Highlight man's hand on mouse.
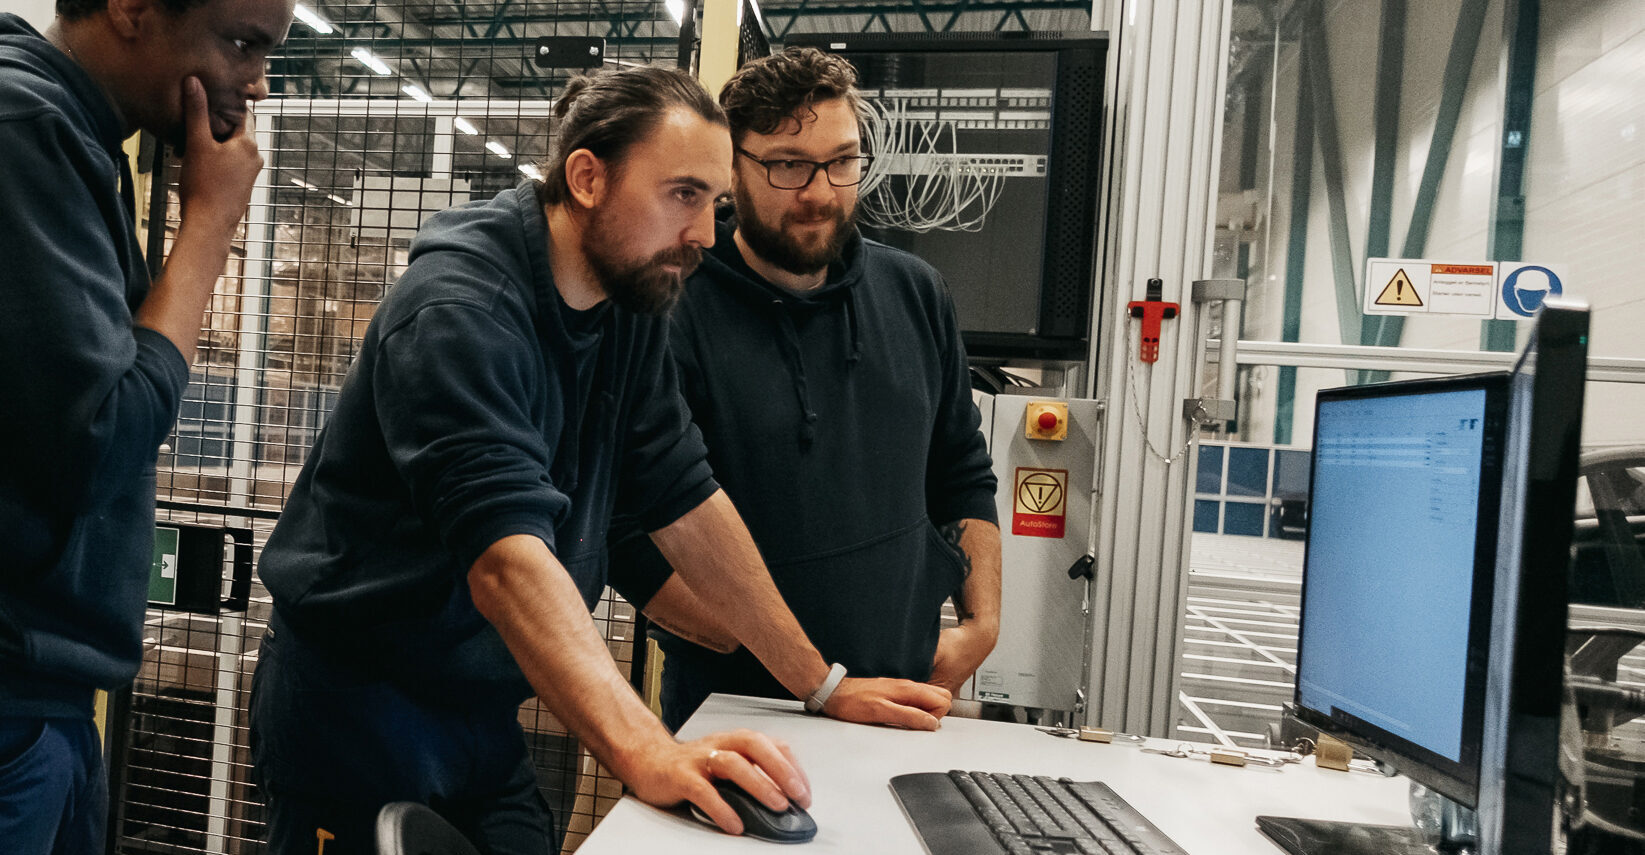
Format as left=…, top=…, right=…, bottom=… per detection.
left=624, top=728, right=810, bottom=836
left=823, top=678, right=952, bottom=731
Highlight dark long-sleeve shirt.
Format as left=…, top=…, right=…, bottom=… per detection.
left=0, top=15, right=192, bottom=718
left=258, top=183, right=717, bottom=702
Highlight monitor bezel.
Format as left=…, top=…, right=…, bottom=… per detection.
left=1293, top=370, right=1512, bottom=809
left=1478, top=300, right=1589, bottom=854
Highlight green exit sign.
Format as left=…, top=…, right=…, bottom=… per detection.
left=150, top=526, right=179, bottom=606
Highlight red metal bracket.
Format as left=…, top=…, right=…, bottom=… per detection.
left=1127, top=278, right=1179, bottom=363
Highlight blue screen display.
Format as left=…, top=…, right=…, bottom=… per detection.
left=1297, top=387, right=1489, bottom=763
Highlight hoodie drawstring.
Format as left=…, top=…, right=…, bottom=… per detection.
left=770, top=283, right=865, bottom=451
left=771, top=301, right=819, bottom=451
left=843, top=286, right=863, bottom=365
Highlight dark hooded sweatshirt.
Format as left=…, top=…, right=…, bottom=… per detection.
left=257, top=183, right=717, bottom=703
left=611, top=217, right=996, bottom=698
left=0, top=15, right=191, bottom=718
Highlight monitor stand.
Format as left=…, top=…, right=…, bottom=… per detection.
left=1255, top=816, right=1474, bottom=855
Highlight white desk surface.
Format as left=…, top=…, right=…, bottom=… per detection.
left=576, top=694, right=1414, bottom=854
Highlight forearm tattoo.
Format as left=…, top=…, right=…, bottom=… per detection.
left=645, top=613, right=739, bottom=654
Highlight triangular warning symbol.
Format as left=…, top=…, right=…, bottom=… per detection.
left=1375, top=268, right=1423, bottom=307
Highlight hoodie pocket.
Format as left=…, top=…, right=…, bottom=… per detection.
left=763, top=518, right=966, bottom=681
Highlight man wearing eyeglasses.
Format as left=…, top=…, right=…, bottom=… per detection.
left=611, top=47, right=1001, bottom=731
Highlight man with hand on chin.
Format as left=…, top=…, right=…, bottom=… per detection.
left=0, top=0, right=293, bottom=849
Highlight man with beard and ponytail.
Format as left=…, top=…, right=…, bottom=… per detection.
left=249, top=65, right=949, bottom=855
left=609, top=48, right=1002, bottom=732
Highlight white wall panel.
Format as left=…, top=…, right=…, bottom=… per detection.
left=1229, top=0, right=1645, bottom=447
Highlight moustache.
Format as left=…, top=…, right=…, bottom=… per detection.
left=654, top=245, right=703, bottom=275
left=785, top=204, right=842, bottom=225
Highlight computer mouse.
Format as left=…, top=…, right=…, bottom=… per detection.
left=688, top=779, right=818, bottom=843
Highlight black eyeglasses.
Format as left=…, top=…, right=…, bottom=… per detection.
left=736, top=149, right=874, bottom=190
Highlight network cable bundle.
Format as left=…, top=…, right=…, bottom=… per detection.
left=856, top=88, right=1049, bottom=234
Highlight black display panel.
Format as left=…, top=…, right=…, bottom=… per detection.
left=788, top=33, right=1107, bottom=360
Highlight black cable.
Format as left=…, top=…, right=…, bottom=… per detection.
left=1569, top=675, right=1645, bottom=719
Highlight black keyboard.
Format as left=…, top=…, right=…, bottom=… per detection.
left=890, top=770, right=1190, bottom=855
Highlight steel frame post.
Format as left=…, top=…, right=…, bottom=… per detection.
left=1483, top=0, right=1539, bottom=352
left=1359, top=0, right=1406, bottom=383
left=1275, top=30, right=1314, bottom=445
left=1087, top=0, right=1233, bottom=737
left=1299, top=1, right=1360, bottom=359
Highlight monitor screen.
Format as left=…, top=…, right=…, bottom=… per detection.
left=1294, top=373, right=1510, bottom=807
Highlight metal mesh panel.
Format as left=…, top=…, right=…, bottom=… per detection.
left=122, top=512, right=273, bottom=855
left=121, top=3, right=1091, bottom=853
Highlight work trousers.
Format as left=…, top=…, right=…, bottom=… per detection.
left=249, top=625, right=557, bottom=855
left=0, top=715, right=107, bottom=855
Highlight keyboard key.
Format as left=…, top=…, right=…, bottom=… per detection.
left=951, top=770, right=1015, bottom=834
left=999, top=833, right=1034, bottom=855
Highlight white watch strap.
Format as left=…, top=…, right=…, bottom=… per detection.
left=804, top=663, right=848, bottom=714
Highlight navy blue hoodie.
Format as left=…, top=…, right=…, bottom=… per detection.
left=257, top=184, right=717, bottom=702
left=611, top=217, right=996, bottom=697
left=0, top=15, right=191, bottom=718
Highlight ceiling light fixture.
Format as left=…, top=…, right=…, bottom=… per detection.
left=350, top=47, right=392, bottom=76
left=293, top=3, right=334, bottom=34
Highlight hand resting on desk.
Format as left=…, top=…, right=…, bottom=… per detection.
left=824, top=678, right=952, bottom=731
left=621, top=728, right=812, bottom=837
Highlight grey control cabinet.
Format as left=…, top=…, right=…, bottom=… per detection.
left=969, top=393, right=1100, bottom=712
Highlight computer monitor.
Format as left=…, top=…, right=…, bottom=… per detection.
left=1295, top=371, right=1511, bottom=806
left=1477, top=300, right=1589, bottom=855
left=1262, top=301, right=1589, bottom=855
left=785, top=32, right=1106, bottom=360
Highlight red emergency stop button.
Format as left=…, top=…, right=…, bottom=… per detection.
left=1025, top=401, right=1069, bottom=441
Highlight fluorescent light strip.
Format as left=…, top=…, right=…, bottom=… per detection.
left=293, top=3, right=334, bottom=34
left=452, top=116, right=477, bottom=135
left=289, top=178, right=317, bottom=191
left=664, top=0, right=685, bottom=25
left=402, top=83, right=432, bottom=103
left=350, top=47, right=392, bottom=77
left=518, top=164, right=543, bottom=181
left=325, top=194, right=350, bottom=205
left=485, top=140, right=511, bottom=159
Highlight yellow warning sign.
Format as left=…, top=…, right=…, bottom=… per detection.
left=1375, top=268, right=1424, bottom=307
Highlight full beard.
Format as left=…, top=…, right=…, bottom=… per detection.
left=735, top=183, right=855, bottom=278
left=583, top=214, right=702, bottom=316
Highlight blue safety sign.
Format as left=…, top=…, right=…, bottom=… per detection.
left=1500, top=265, right=1563, bottom=318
